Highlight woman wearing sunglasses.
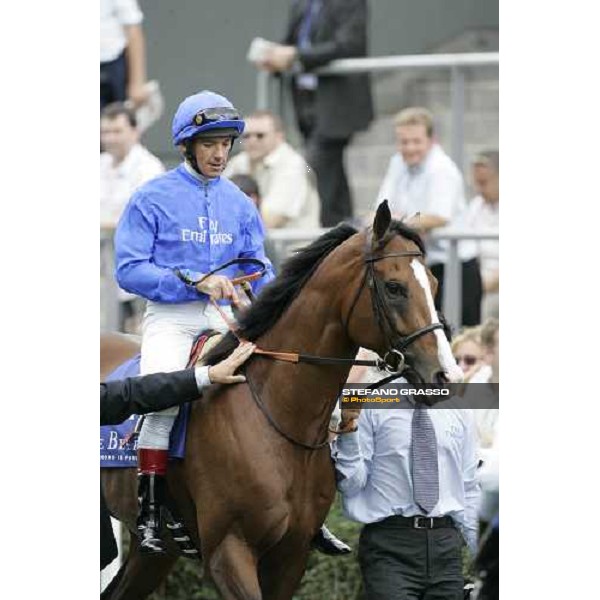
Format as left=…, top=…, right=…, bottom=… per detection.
left=452, top=322, right=499, bottom=457
left=451, top=326, right=486, bottom=382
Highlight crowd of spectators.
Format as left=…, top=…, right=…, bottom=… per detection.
left=100, top=5, right=498, bottom=332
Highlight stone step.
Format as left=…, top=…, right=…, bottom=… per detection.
left=344, top=28, right=498, bottom=217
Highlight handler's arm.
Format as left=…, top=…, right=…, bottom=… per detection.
left=331, top=410, right=375, bottom=496
left=460, top=411, right=482, bottom=554
left=100, top=368, right=207, bottom=426
left=100, top=343, right=255, bottom=425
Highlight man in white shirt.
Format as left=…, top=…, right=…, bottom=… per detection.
left=375, top=107, right=482, bottom=326
left=100, top=103, right=164, bottom=228
left=224, top=110, right=320, bottom=229
left=100, top=102, right=164, bottom=331
left=100, top=0, right=148, bottom=109
left=465, top=151, right=499, bottom=320
left=332, top=395, right=480, bottom=599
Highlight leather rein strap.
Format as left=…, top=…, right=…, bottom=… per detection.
left=245, top=375, right=331, bottom=450
left=200, top=247, right=446, bottom=450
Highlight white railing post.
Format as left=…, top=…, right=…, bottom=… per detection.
left=450, top=65, right=466, bottom=171
left=442, top=238, right=462, bottom=331
left=100, top=229, right=120, bottom=332
left=256, top=70, right=270, bottom=110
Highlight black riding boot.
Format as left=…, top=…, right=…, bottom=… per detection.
left=137, top=472, right=167, bottom=555
left=311, top=525, right=352, bottom=555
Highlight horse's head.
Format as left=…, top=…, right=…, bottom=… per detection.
left=343, top=201, right=463, bottom=384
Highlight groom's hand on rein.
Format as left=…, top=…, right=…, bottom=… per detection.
left=340, top=407, right=362, bottom=432
left=208, top=342, right=256, bottom=384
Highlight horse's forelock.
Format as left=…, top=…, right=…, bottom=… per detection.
left=384, top=220, right=426, bottom=255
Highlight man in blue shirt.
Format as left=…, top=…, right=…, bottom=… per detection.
left=114, top=90, right=276, bottom=554
left=332, top=394, right=480, bottom=599
left=113, top=90, right=349, bottom=558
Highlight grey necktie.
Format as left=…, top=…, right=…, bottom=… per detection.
left=411, top=405, right=440, bottom=514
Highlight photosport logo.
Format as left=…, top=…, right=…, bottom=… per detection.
left=338, top=383, right=499, bottom=409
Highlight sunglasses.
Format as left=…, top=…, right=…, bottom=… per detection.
left=193, top=107, right=241, bottom=126
left=454, top=355, right=479, bottom=367
left=241, top=132, right=267, bottom=140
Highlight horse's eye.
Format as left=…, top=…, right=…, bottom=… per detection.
left=385, top=281, right=407, bottom=298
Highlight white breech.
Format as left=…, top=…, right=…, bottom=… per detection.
left=137, top=301, right=232, bottom=450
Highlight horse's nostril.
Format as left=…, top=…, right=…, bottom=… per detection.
left=434, top=371, right=449, bottom=384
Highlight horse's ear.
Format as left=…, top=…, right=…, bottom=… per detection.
left=372, top=200, right=392, bottom=244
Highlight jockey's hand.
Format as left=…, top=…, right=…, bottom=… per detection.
left=208, top=341, right=256, bottom=384
left=196, top=275, right=239, bottom=304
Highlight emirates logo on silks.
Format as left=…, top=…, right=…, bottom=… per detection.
left=194, top=113, right=204, bottom=126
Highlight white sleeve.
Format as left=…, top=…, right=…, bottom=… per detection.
left=223, top=154, right=244, bottom=178
left=261, top=163, right=309, bottom=219
left=143, top=156, right=165, bottom=180
left=423, top=168, right=465, bottom=221
left=330, top=410, right=375, bottom=496
left=194, top=366, right=211, bottom=390
left=114, top=0, right=143, bottom=25
left=459, top=410, right=481, bottom=554
left=130, top=157, right=165, bottom=197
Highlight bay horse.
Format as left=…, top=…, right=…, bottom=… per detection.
left=100, top=202, right=463, bottom=599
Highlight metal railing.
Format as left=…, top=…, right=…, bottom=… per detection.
left=267, top=227, right=498, bottom=330
left=100, top=229, right=120, bottom=332
left=256, top=51, right=499, bottom=170
left=101, top=228, right=498, bottom=333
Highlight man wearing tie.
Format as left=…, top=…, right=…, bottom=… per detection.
left=254, top=0, right=373, bottom=227
left=332, top=393, right=480, bottom=599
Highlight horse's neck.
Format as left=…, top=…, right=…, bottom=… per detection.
left=249, top=284, right=358, bottom=446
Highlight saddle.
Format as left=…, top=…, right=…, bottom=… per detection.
left=187, top=329, right=225, bottom=368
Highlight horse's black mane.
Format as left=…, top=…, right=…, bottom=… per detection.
left=203, top=219, right=424, bottom=365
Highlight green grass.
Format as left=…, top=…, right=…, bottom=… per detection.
left=145, top=495, right=473, bottom=599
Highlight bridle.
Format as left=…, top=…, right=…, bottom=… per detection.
left=342, top=247, right=445, bottom=374
left=200, top=236, right=446, bottom=450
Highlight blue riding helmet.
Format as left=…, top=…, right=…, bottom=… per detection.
left=171, top=90, right=245, bottom=146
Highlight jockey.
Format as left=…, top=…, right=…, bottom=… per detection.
left=114, top=90, right=275, bottom=554
left=114, top=89, right=351, bottom=558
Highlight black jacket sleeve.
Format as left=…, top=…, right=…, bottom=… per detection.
left=100, top=369, right=202, bottom=426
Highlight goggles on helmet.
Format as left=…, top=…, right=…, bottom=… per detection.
left=193, top=107, right=241, bottom=127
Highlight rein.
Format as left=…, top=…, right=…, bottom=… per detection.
left=200, top=239, right=445, bottom=450
left=197, top=258, right=404, bottom=373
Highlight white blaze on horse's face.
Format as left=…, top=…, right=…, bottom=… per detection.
left=410, top=259, right=464, bottom=383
